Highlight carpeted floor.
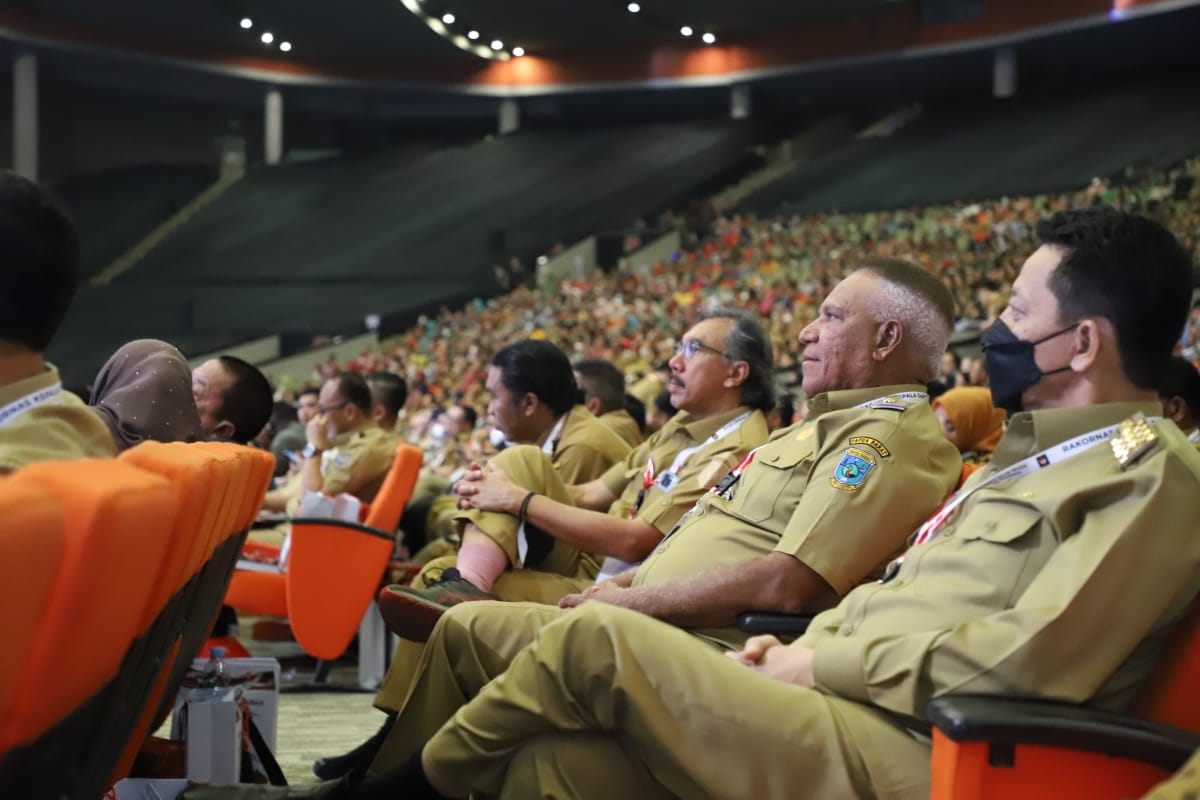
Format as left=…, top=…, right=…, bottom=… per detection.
left=161, top=619, right=388, bottom=787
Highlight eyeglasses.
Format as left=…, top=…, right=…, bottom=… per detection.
left=318, top=400, right=351, bottom=414
left=674, top=339, right=729, bottom=362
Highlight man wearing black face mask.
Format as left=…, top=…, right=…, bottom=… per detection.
left=181, top=208, right=1200, bottom=800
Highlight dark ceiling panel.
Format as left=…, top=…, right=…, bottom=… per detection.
left=24, top=0, right=473, bottom=60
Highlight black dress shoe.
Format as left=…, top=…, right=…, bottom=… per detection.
left=313, top=717, right=392, bottom=780
left=180, top=772, right=354, bottom=799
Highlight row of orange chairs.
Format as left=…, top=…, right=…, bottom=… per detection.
left=0, top=441, right=274, bottom=800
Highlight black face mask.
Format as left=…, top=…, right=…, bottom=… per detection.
left=981, top=319, right=1078, bottom=414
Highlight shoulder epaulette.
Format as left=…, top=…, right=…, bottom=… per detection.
left=1110, top=412, right=1159, bottom=470
left=864, top=396, right=911, bottom=413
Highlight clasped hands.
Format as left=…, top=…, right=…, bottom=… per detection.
left=453, top=460, right=525, bottom=514
left=725, top=635, right=816, bottom=688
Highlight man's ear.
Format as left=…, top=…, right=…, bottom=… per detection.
left=872, top=320, right=904, bottom=362
left=209, top=419, right=237, bottom=441
left=1163, top=395, right=1187, bottom=427
left=1068, top=318, right=1104, bottom=373
left=724, top=360, right=750, bottom=389
left=521, top=392, right=540, bottom=418
left=584, top=396, right=603, bottom=416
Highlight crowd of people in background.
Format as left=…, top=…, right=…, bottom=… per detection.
left=285, top=158, right=1200, bottom=456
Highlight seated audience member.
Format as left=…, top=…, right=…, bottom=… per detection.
left=191, top=355, right=273, bottom=445
left=312, top=257, right=965, bottom=780
left=1156, top=355, right=1200, bottom=446
left=366, top=371, right=408, bottom=434
left=645, top=388, right=676, bottom=434
left=573, top=357, right=644, bottom=447
left=88, top=339, right=203, bottom=451
left=295, top=386, right=319, bottom=427
left=265, top=401, right=305, bottom=477
left=0, top=170, right=116, bottom=470
left=931, top=385, right=1007, bottom=464
left=190, top=212, right=1200, bottom=800
left=766, top=390, right=796, bottom=431
left=261, top=372, right=396, bottom=516
left=404, top=340, right=631, bottom=589
left=379, top=312, right=771, bottom=640
left=622, top=392, right=647, bottom=438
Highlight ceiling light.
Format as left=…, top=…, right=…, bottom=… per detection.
left=280, top=41, right=292, bottom=52
left=680, top=25, right=693, bottom=37
left=442, top=13, right=455, bottom=24
left=467, top=29, right=480, bottom=40
left=491, top=39, right=504, bottom=50
left=512, top=46, right=525, bottom=57
left=239, top=17, right=253, bottom=29
left=260, top=31, right=274, bottom=44
left=627, top=2, right=640, bottom=11
left=702, top=32, right=716, bottom=44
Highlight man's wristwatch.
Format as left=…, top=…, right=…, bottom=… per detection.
left=302, top=442, right=325, bottom=459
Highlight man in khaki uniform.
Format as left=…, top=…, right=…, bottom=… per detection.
left=573, top=357, right=644, bottom=447
left=378, top=311, right=773, bottom=643
left=409, top=340, right=629, bottom=579
left=0, top=171, right=116, bottom=470
left=352, top=258, right=962, bottom=775
left=194, top=208, right=1200, bottom=800
left=258, top=372, right=394, bottom=528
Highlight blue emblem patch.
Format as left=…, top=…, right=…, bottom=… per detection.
left=831, top=448, right=875, bottom=492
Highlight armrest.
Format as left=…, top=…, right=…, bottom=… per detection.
left=736, top=612, right=814, bottom=635
left=927, top=695, right=1200, bottom=772
left=288, top=517, right=395, bottom=543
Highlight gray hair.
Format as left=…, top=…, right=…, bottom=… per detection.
left=855, top=256, right=954, bottom=381
left=698, top=308, right=776, bottom=412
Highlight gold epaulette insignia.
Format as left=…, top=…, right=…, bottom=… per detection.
left=1110, top=413, right=1159, bottom=470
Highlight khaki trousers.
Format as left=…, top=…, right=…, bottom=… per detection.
left=424, top=603, right=932, bottom=800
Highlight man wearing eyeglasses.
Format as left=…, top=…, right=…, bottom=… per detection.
left=261, top=372, right=395, bottom=516
left=378, top=309, right=773, bottom=642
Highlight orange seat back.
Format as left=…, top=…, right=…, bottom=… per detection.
left=0, top=460, right=178, bottom=751
left=1131, top=599, right=1200, bottom=731
left=0, top=483, right=65, bottom=732
left=362, top=444, right=423, bottom=532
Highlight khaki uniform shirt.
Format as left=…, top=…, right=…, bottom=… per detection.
left=600, top=406, right=769, bottom=536
left=599, top=409, right=644, bottom=448
left=805, top=402, right=1200, bottom=722
left=319, top=424, right=396, bottom=502
left=540, top=405, right=631, bottom=486
left=0, top=364, right=116, bottom=471
left=633, top=385, right=961, bottom=648
left=628, top=372, right=666, bottom=409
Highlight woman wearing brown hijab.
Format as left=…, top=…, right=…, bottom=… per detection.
left=88, top=339, right=203, bottom=451
left=932, top=386, right=1006, bottom=465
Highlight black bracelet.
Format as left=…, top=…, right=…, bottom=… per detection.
left=518, top=491, right=537, bottom=522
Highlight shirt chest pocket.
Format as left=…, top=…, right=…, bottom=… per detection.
left=952, top=498, right=1043, bottom=545
left=728, top=440, right=815, bottom=524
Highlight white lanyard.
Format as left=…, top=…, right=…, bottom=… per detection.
left=911, top=419, right=1152, bottom=547
left=540, top=414, right=568, bottom=457
left=1189, top=428, right=1200, bottom=445
left=650, top=411, right=752, bottom=492
left=516, top=413, right=570, bottom=566
left=711, top=391, right=928, bottom=498
left=0, top=382, right=64, bottom=428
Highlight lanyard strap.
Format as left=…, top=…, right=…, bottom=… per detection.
left=0, top=382, right=64, bottom=428
left=1190, top=428, right=1200, bottom=445
left=631, top=411, right=753, bottom=519
left=540, top=414, right=568, bottom=457
left=911, top=419, right=1154, bottom=546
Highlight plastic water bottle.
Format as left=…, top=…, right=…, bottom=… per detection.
left=197, top=646, right=230, bottom=701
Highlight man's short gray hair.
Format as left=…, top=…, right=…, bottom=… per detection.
left=855, top=257, right=954, bottom=381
